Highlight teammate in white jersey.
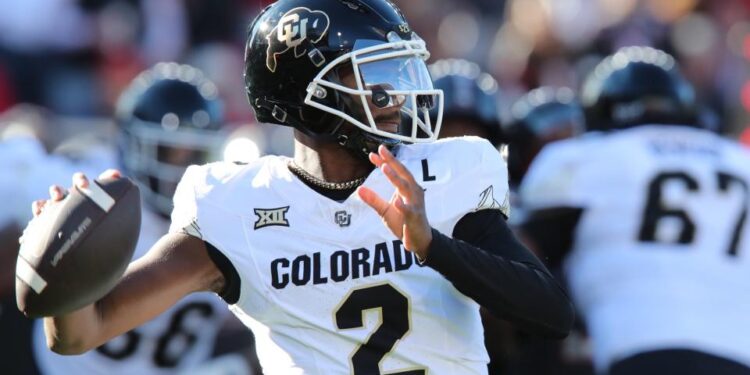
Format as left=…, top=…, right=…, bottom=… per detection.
left=27, top=63, right=237, bottom=375
left=520, top=46, right=750, bottom=374
left=29, top=1, right=574, bottom=374
left=504, top=87, right=592, bottom=375
left=0, top=124, right=115, bottom=375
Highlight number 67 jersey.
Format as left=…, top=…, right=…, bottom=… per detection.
left=520, top=125, right=750, bottom=371
left=170, top=138, right=509, bottom=375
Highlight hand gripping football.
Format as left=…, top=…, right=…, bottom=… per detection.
left=16, top=177, right=141, bottom=318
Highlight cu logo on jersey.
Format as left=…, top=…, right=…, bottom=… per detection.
left=254, top=207, right=290, bottom=229
left=266, top=7, right=330, bottom=72
left=334, top=210, right=351, bottom=227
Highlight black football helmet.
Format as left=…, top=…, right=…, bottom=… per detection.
left=581, top=46, right=697, bottom=131
left=116, top=63, right=226, bottom=216
left=428, top=59, right=503, bottom=146
left=506, top=87, right=584, bottom=186
left=244, top=0, right=442, bottom=157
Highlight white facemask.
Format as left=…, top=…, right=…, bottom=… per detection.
left=304, top=33, right=443, bottom=143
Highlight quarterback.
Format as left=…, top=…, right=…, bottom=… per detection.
left=33, top=1, right=573, bottom=374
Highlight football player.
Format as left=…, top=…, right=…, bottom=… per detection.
left=520, top=46, right=750, bottom=374
left=428, top=58, right=503, bottom=146
left=505, top=86, right=584, bottom=189
left=0, top=106, right=117, bottom=375
left=29, top=1, right=574, bottom=374
left=25, top=64, right=247, bottom=375
left=505, top=88, right=591, bottom=374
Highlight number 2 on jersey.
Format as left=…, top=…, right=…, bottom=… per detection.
left=335, top=283, right=426, bottom=375
left=638, top=170, right=748, bottom=255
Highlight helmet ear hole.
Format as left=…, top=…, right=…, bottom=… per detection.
left=298, top=87, right=346, bottom=135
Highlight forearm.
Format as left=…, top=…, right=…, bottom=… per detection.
left=423, top=211, right=575, bottom=338
left=44, top=233, right=222, bottom=354
left=42, top=257, right=174, bottom=355
left=44, top=304, right=101, bottom=354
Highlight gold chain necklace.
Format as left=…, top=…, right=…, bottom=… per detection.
left=288, top=161, right=366, bottom=190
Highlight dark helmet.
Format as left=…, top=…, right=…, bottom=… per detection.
left=116, top=62, right=226, bottom=216
left=581, top=46, right=697, bottom=131
left=428, top=59, right=502, bottom=146
left=244, top=0, right=442, bottom=157
left=506, top=87, right=584, bottom=185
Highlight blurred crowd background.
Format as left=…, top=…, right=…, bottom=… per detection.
left=1, top=0, right=749, bottom=153
left=1, top=0, right=750, bottom=374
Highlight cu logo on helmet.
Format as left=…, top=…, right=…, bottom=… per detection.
left=278, top=13, right=307, bottom=47
left=266, top=7, right=330, bottom=72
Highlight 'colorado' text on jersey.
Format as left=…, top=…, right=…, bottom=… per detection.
left=170, top=137, right=508, bottom=374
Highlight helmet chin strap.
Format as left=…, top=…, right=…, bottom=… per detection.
left=331, top=90, right=402, bottom=160
left=336, top=128, right=401, bottom=160
left=286, top=106, right=401, bottom=160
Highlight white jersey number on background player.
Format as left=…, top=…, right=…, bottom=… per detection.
left=520, top=126, right=750, bottom=370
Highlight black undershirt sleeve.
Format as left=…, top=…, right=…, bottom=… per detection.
left=423, top=209, right=575, bottom=338
left=204, top=241, right=241, bottom=304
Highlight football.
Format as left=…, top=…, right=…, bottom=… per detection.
left=16, top=177, right=141, bottom=318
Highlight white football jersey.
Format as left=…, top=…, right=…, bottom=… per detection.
left=169, top=137, right=510, bottom=375
left=520, top=126, right=750, bottom=370
left=0, top=137, right=96, bottom=229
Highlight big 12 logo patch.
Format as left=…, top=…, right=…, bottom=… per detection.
left=266, top=7, right=330, bottom=72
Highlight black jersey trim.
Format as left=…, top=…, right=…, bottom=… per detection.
left=204, top=241, right=241, bottom=304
